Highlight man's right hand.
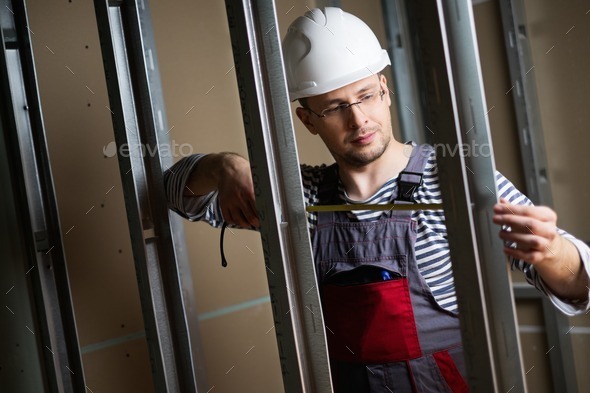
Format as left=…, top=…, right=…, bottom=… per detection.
left=185, top=152, right=259, bottom=229
left=217, top=153, right=259, bottom=229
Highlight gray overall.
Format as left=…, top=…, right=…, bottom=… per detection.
left=311, top=145, right=468, bottom=392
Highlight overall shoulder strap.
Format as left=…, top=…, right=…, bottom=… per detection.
left=394, top=144, right=434, bottom=203
left=314, top=163, right=339, bottom=226
left=316, top=163, right=339, bottom=204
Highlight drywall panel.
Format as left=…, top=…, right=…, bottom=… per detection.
left=516, top=299, right=545, bottom=326
left=518, top=332, right=553, bottom=393
left=516, top=299, right=590, bottom=391
left=27, top=0, right=145, bottom=346
left=520, top=2, right=590, bottom=386
left=82, top=337, right=154, bottom=393
left=148, top=0, right=272, bottom=315
left=26, top=0, right=150, bottom=389
left=515, top=300, right=559, bottom=391
left=515, top=301, right=553, bottom=390
left=198, top=303, right=283, bottom=393
left=523, top=0, right=590, bottom=240
left=570, top=331, right=590, bottom=389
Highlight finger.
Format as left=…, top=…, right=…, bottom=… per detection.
left=493, top=214, right=556, bottom=239
left=236, top=192, right=258, bottom=228
left=223, top=207, right=239, bottom=228
left=222, top=196, right=258, bottom=229
left=493, top=201, right=556, bottom=222
left=503, top=246, right=545, bottom=264
left=498, top=230, right=552, bottom=251
left=220, top=204, right=231, bottom=224
left=221, top=202, right=245, bottom=228
left=239, top=187, right=258, bottom=228
left=245, top=200, right=260, bottom=228
left=239, top=204, right=258, bottom=229
left=232, top=207, right=252, bottom=229
left=493, top=209, right=552, bottom=232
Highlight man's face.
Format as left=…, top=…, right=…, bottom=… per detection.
left=296, top=74, right=393, bottom=168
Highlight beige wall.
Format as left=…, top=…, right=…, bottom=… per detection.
left=475, top=1, right=590, bottom=391
left=521, top=0, right=590, bottom=389
left=522, top=0, right=590, bottom=240
left=27, top=0, right=588, bottom=392
left=28, top=1, right=154, bottom=392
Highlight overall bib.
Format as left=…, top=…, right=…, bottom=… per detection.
left=311, top=145, right=469, bottom=392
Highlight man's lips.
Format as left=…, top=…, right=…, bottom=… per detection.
left=352, top=132, right=376, bottom=144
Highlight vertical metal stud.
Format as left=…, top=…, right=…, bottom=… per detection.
left=224, top=0, right=333, bottom=391
left=381, top=0, right=429, bottom=145
left=93, top=1, right=202, bottom=391
left=0, top=0, right=86, bottom=391
left=497, top=0, right=553, bottom=206
left=408, top=0, right=528, bottom=391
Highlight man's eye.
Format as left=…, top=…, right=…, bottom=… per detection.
left=325, top=105, right=345, bottom=114
left=361, top=93, right=375, bottom=102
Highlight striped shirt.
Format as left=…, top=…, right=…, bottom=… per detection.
left=165, top=150, right=590, bottom=315
left=302, top=155, right=529, bottom=313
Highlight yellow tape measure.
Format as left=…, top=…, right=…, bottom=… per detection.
left=305, top=203, right=444, bottom=212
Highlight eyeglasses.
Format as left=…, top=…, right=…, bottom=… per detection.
left=305, top=89, right=386, bottom=119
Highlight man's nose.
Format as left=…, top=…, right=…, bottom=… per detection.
left=347, top=102, right=369, bottom=128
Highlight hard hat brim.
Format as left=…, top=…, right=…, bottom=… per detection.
left=288, top=50, right=391, bottom=102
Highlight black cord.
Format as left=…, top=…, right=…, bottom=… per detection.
left=220, top=222, right=228, bottom=267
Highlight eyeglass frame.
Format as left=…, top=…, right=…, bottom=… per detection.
left=303, top=89, right=386, bottom=119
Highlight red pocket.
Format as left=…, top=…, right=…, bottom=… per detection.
left=322, top=279, right=422, bottom=363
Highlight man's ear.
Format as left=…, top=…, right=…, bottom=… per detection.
left=379, top=74, right=392, bottom=107
left=296, top=107, right=318, bottom=135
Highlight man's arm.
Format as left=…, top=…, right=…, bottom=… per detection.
left=493, top=198, right=590, bottom=302
left=166, top=152, right=259, bottom=229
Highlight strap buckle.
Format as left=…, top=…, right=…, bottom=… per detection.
left=396, top=171, right=424, bottom=203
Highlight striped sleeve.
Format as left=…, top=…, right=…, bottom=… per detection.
left=163, top=157, right=327, bottom=228
left=163, top=154, right=224, bottom=228
left=496, top=172, right=590, bottom=315
left=300, top=163, right=328, bottom=228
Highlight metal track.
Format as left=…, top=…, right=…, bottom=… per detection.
left=93, top=1, right=201, bottom=391
left=0, top=0, right=86, bottom=391
left=409, top=0, right=527, bottom=391
left=381, top=0, right=429, bottom=145
left=498, top=0, right=553, bottom=206
left=224, top=0, right=333, bottom=391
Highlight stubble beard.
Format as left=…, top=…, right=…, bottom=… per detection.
left=339, top=130, right=392, bottom=168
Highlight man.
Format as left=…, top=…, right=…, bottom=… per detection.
left=165, top=7, right=589, bottom=392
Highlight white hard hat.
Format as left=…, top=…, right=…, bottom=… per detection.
left=282, top=7, right=391, bottom=101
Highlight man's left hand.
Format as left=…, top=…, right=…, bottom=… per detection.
left=492, top=197, right=561, bottom=265
left=493, top=198, right=588, bottom=301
